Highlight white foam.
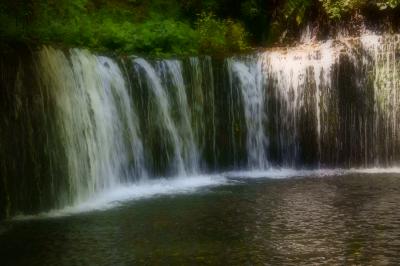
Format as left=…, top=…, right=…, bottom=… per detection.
left=224, top=168, right=346, bottom=179
left=348, top=167, right=400, bottom=174
left=225, top=167, right=400, bottom=179
left=14, top=174, right=227, bottom=220
left=13, top=167, right=400, bottom=220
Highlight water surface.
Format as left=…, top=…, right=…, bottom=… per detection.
left=1, top=173, right=400, bottom=265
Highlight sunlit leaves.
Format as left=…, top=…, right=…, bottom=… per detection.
left=377, top=0, right=400, bottom=9
left=320, top=0, right=399, bottom=19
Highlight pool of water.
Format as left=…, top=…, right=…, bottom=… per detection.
left=1, top=172, right=400, bottom=265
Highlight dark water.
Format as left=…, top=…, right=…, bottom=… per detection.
left=1, top=173, right=400, bottom=265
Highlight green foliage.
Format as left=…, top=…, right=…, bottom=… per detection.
left=320, top=0, right=399, bottom=19
left=1, top=0, right=399, bottom=55
left=377, top=0, right=400, bottom=9
left=225, top=20, right=249, bottom=52
left=264, top=0, right=312, bottom=44
left=0, top=0, right=250, bottom=57
left=282, top=0, right=312, bottom=25
left=196, top=13, right=248, bottom=54
left=126, top=19, right=199, bottom=56
left=196, top=13, right=227, bottom=54
left=320, top=0, right=367, bottom=19
left=241, top=0, right=261, bottom=19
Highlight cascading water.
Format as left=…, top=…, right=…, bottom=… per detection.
left=228, top=56, right=269, bottom=169
left=3, top=33, right=400, bottom=218
left=359, top=34, right=400, bottom=165
left=261, top=42, right=336, bottom=166
left=38, top=47, right=146, bottom=205
left=132, top=58, right=200, bottom=175
left=156, top=60, right=200, bottom=173
left=186, top=57, right=217, bottom=170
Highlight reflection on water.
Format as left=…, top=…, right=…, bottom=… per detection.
left=1, top=173, right=400, bottom=265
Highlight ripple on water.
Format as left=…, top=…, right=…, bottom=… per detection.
left=1, top=172, right=400, bottom=265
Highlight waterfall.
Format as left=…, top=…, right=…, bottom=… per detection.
left=228, top=56, right=269, bottom=169
left=156, top=60, right=200, bottom=173
left=132, top=58, right=200, bottom=175
left=187, top=57, right=217, bottom=170
left=225, top=44, right=337, bottom=168
left=261, top=42, right=336, bottom=166
left=3, top=34, right=400, bottom=218
left=359, top=34, right=400, bottom=165
left=38, top=48, right=146, bottom=205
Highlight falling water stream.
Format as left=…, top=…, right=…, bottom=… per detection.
left=1, top=34, right=400, bottom=219
left=3, top=32, right=400, bottom=266
left=132, top=58, right=188, bottom=175
left=37, top=48, right=147, bottom=206
left=228, top=56, right=268, bottom=169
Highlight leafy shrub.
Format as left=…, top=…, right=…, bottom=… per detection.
left=282, top=0, right=312, bottom=24
left=320, top=0, right=399, bottom=19
left=377, top=0, right=400, bottom=9
left=225, top=19, right=249, bottom=52
left=320, top=0, right=367, bottom=19
left=196, top=13, right=248, bottom=54
left=3, top=0, right=398, bottom=56
left=125, top=19, right=199, bottom=56
left=1, top=0, right=250, bottom=56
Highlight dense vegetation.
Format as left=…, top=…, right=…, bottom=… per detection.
left=0, top=0, right=399, bottom=57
